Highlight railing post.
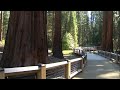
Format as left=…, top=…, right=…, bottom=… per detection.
left=0, top=68, right=5, bottom=79
left=65, top=60, right=71, bottom=79
left=37, top=64, right=46, bottom=79
left=79, top=50, right=80, bottom=55
left=73, top=49, right=75, bottom=54
left=85, top=54, right=87, bottom=64
left=116, top=54, right=118, bottom=63
left=118, top=55, right=120, bottom=63
left=104, top=51, right=106, bottom=57
left=109, top=52, right=111, bottom=60
left=80, top=58, right=83, bottom=71
left=97, top=50, right=99, bottom=55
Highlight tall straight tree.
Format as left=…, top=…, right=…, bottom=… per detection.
left=106, top=11, right=113, bottom=52
left=0, top=11, right=48, bottom=68
left=0, top=11, right=2, bottom=41
left=101, top=11, right=113, bottom=51
left=101, top=11, right=108, bottom=50
left=52, top=11, right=64, bottom=59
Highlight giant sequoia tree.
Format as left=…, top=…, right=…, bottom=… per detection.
left=0, top=11, right=48, bottom=68
left=101, top=11, right=113, bottom=51
left=101, top=11, right=107, bottom=50
left=52, top=11, right=64, bottom=59
left=106, top=11, right=113, bottom=52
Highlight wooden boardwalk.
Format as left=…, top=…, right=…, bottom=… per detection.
left=72, top=52, right=120, bottom=79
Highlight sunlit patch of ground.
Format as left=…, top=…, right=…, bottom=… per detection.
left=96, top=71, right=120, bottom=79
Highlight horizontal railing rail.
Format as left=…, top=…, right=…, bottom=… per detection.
left=97, top=50, right=120, bottom=64
left=0, top=48, right=87, bottom=79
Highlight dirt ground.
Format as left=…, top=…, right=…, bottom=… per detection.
left=0, top=43, right=79, bottom=64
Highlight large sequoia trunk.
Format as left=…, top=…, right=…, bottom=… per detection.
left=101, top=11, right=107, bottom=50
left=52, top=11, right=64, bottom=59
left=101, top=11, right=113, bottom=51
left=106, top=11, right=113, bottom=52
left=0, top=11, right=48, bottom=68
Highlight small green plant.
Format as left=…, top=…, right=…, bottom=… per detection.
left=62, top=32, right=74, bottom=50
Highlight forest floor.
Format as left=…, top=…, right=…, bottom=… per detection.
left=47, top=54, right=80, bottom=63
left=0, top=47, right=79, bottom=64
left=47, top=50, right=80, bottom=63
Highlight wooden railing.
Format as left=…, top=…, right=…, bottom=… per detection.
left=0, top=49, right=87, bottom=79
left=97, top=50, right=120, bottom=64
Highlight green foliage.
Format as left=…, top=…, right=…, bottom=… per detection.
left=47, top=11, right=54, bottom=48
left=62, top=32, right=74, bottom=50
left=113, top=11, right=120, bottom=51
left=62, top=50, right=73, bottom=55
left=47, top=11, right=104, bottom=50
left=3, top=11, right=10, bottom=39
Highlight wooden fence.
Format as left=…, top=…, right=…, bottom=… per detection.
left=0, top=49, right=87, bottom=79
left=97, top=50, right=120, bottom=64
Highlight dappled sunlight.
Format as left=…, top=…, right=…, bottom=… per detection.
left=73, top=77, right=85, bottom=79
left=62, top=50, right=73, bottom=55
left=96, top=65, right=104, bottom=66
left=96, top=71, right=119, bottom=79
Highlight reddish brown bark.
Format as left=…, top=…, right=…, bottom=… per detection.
left=101, top=11, right=113, bottom=52
left=52, top=11, right=64, bottom=59
left=106, top=11, right=113, bottom=52
left=0, top=11, right=48, bottom=68
left=101, top=11, right=107, bottom=50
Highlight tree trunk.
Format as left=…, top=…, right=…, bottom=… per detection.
left=101, top=11, right=107, bottom=50
left=106, top=11, right=113, bottom=52
left=52, top=11, right=64, bottom=59
left=101, top=11, right=113, bottom=51
left=0, top=11, right=2, bottom=41
left=0, top=11, right=48, bottom=68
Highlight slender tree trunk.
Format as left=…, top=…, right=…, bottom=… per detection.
left=52, top=11, right=64, bottom=59
left=0, top=11, right=48, bottom=68
left=0, top=11, right=2, bottom=41
left=52, top=11, right=55, bottom=51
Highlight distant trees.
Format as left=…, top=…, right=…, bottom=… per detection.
left=112, top=11, right=120, bottom=53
